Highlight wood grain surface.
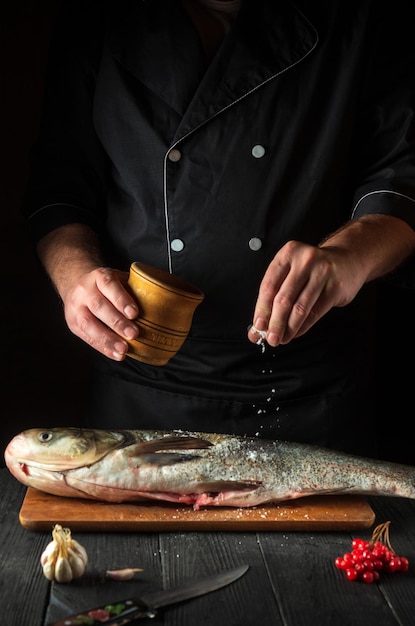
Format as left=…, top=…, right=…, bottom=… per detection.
left=20, top=488, right=376, bottom=532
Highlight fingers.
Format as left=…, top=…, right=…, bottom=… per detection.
left=248, top=242, right=334, bottom=348
left=64, top=267, right=140, bottom=361
left=73, top=311, right=131, bottom=361
left=92, top=267, right=139, bottom=329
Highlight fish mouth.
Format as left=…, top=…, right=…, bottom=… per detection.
left=8, top=458, right=57, bottom=483
left=4, top=439, right=76, bottom=496
left=4, top=434, right=61, bottom=474
left=4, top=444, right=71, bottom=473
left=8, top=459, right=92, bottom=498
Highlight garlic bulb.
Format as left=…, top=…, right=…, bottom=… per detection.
left=40, top=524, right=88, bottom=583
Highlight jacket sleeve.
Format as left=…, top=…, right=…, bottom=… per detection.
left=349, top=4, right=415, bottom=230
left=21, top=0, right=110, bottom=243
left=346, top=4, right=415, bottom=287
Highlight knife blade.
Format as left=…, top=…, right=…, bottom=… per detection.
left=47, top=564, right=249, bottom=626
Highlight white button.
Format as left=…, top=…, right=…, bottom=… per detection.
left=252, top=144, right=265, bottom=158
left=171, top=238, right=185, bottom=252
left=249, top=237, right=262, bottom=251
left=168, top=149, right=182, bottom=162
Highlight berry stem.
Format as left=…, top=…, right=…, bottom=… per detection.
left=370, top=521, right=394, bottom=553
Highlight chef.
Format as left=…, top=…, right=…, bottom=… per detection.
left=21, top=0, right=415, bottom=455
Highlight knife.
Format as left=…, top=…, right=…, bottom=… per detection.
left=47, top=564, right=249, bottom=626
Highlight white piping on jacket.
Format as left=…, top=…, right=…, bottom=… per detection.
left=162, top=9, right=319, bottom=274
left=351, top=190, right=415, bottom=219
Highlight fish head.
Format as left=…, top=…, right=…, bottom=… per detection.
left=4, top=427, right=127, bottom=488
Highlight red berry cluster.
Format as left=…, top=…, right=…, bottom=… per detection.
left=335, top=521, right=409, bottom=584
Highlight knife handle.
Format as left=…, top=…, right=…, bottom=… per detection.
left=47, top=598, right=157, bottom=626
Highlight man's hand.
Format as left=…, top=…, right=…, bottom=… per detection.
left=62, top=266, right=139, bottom=360
left=37, top=223, right=139, bottom=360
left=249, top=214, right=415, bottom=347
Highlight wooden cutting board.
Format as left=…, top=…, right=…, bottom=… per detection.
left=19, top=488, right=376, bottom=532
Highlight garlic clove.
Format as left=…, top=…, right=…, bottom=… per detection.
left=54, top=555, right=74, bottom=583
left=106, top=567, right=143, bottom=581
left=67, top=546, right=87, bottom=579
left=40, top=540, right=59, bottom=567
left=71, top=539, right=88, bottom=564
left=42, top=558, right=57, bottom=581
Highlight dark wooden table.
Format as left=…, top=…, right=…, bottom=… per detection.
left=2, top=468, right=415, bottom=626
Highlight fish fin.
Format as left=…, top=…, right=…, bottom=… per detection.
left=193, top=480, right=262, bottom=493
left=138, top=453, right=202, bottom=466
left=134, top=435, right=213, bottom=453
left=288, top=487, right=350, bottom=498
left=314, top=487, right=352, bottom=496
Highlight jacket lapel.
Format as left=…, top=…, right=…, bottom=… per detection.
left=107, top=0, right=318, bottom=131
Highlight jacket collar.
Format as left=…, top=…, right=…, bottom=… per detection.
left=108, top=0, right=318, bottom=130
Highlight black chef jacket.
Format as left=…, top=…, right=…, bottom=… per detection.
left=22, top=0, right=415, bottom=454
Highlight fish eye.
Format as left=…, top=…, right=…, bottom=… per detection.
left=37, top=431, right=53, bottom=443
